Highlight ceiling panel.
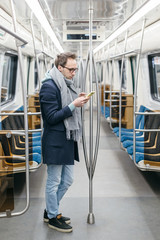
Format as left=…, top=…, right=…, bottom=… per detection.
left=0, top=0, right=148, bottom=56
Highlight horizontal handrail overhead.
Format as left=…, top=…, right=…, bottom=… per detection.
left=0, top=25, right=28, bottom=46
left=41, top=51, right=54, bottom=59
left=109, top=49, right=139, bottom=60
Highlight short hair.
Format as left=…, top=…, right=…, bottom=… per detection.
left=54, top=52, right=77, bottom=68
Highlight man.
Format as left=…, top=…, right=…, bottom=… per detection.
left=39, top=52, right=89, bottom=233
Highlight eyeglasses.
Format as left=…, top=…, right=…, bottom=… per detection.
left=61, top=65, right=78, bottom=73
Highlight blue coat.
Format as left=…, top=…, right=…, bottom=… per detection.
left=39, top=79, right=79, bottom=165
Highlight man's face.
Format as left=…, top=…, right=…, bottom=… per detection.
left=58, top=58, right=78, bottom=79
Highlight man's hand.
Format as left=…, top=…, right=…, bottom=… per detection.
left=72, top=94, right=90, bottom=107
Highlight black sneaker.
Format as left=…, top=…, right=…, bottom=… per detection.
left=43, top=209, right=49, bottom=223
left=48, top=215, right=73, bottom=233
left=43, top=210, right=71, bottom=224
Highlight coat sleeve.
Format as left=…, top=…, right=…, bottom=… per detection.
left=39, top=82, right=72, bottom=125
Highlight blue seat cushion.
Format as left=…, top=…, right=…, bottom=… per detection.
left=123, top=140, right=145, bottom=148
left=32, top=153, right=41, bottom=164
left=127, top=145, right=144, bottom=155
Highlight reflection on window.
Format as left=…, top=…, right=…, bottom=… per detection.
left=95, top=62, right=102, bottom=83
left=130, top=56, right=136, bottom=94
left=148, top=55, right=160, bottom=101
left=118, top=60, right=127, bottom=89
left=27, top=57, right=31, bottom=94
left=1, top=54, right=17, bottom=104
left=34, top=61, right=38, bottom=90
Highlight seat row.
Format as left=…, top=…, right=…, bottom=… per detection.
left=0, top=108, right=42, bottom=170
left=113, top=105, right=160, bottom=166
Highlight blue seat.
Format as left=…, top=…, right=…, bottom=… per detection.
left=132, top=152, right=160, bottom=164
left=116, top=114, right=145, bottom=137
left=126, top=115, right=160, bottom=155
left=101, top=106, right=110, bottom=118
left=123, top=140, right=145, bottom=148
left=113, top=105, right=146, bottom=134
left=120, top=109, right=152, bottom=143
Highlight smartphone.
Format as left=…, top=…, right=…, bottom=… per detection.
left=86, top=91, right=95, bottom=97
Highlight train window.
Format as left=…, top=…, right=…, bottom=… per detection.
left=95, top=62, right=102, bottom=83
left=67, top=34, right=97, bottom=40
left=104, top=61, right=109, bottom=83
left=130, top=56, right=136, bottom=94
left=118, top=60, right=127, bottom=89
left=109, top=61, right=113, bottom=84
left=148, top=55, right=160, bottom=101
left=27, top=57, right=31, bottom=94
left=1, top=54, right=17, bottom=104
left=34, top=61, right=38, bottom=90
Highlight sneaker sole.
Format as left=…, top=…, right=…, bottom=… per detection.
left=43, top=218, right=49, bottom=223
left=44, top=218, right=71, bottom=224
left=48, top=223, right=73, bottom=233
left=64, top=220, right=71, bottom=224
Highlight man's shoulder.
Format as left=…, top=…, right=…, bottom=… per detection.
left=42, top=79, right=57, bottom=89
left=40, top=79, right=60, bottom=97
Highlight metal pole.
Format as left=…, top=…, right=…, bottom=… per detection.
left=82, top=53, right=90, bottom=177
left=109, top=60, right=113, bottom=129
left=10, top=0, right=29, bottom=217
left=103, top=61, right=107, bottom=118
left=87, top=0, right=95, bottom=224
left=119, top=31, right=128, bottom=143
left=41, top=29, right=48, bottom=71
left=133, top=19, right=146, bottom=166
left=104, top=45, right=109, bottom=119
left=110, top=40, right=117, bottom=130
left=0, top=53, right=4, bottom=108
left=0, top=25, right=28, bottom=46
left=92, top=55, right=100, bottom=177
left=30, top=13, right=43, bottom=143
left=30, top=13, right=41, bottom=90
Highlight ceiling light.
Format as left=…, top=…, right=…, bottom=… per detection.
left=93, top=0, right=160, bottom=54
left=25, top=0, right=63, bottom=53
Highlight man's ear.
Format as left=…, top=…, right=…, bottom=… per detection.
left=58, top=65, right=62, bottom=72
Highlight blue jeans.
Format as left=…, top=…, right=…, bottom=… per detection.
left=46, top=164, right=74, bottom=219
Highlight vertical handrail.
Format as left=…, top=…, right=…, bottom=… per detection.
left=30, top=13, right=43, bottom=147
left=9, top=0, right=29, bottom=217
left=81, top=53, right=90, bottom=176
left=109, top=40, right=117, bottom=130
left=109, top=60, right=113, bottom=129
left=119, top=31, right=128, bottom=144
left=78, top=42, right=83, bottom=90
left=103, top=60, right=107, bottom=118
left=133, top=19, right=146, bottom=166
left=88, top=0, right=94, bottom=224
left=104, top=45, right=109, bottom=119
left=30, top=13, right=41, bottom=90
left=77, top=58, right=84, bottom=92
left=92, top=55, right=100, bottom=178
left=40, top=29, right=48, bottom=71
left=0, top=53, right=4, bottom=108
left=81, top=0, right=100, bottom=224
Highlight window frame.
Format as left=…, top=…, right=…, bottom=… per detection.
left=118, top=59, right=127, bottom=90
left=1, top=53, right=18, bottom=105
left=148, top=53, right=160, bottom=102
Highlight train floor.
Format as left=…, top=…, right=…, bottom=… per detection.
left=1, top=111, right=160, bottom=240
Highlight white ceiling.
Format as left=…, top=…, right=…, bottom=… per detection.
left=0, top=0, right=147, bottom=57
left=38, top=0, right=147, bottom=56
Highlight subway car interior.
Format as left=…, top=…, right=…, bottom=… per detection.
left=1, top=0, right=160, bottom=239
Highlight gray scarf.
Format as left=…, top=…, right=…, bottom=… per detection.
left=49, top=66, right=82, bottom=141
